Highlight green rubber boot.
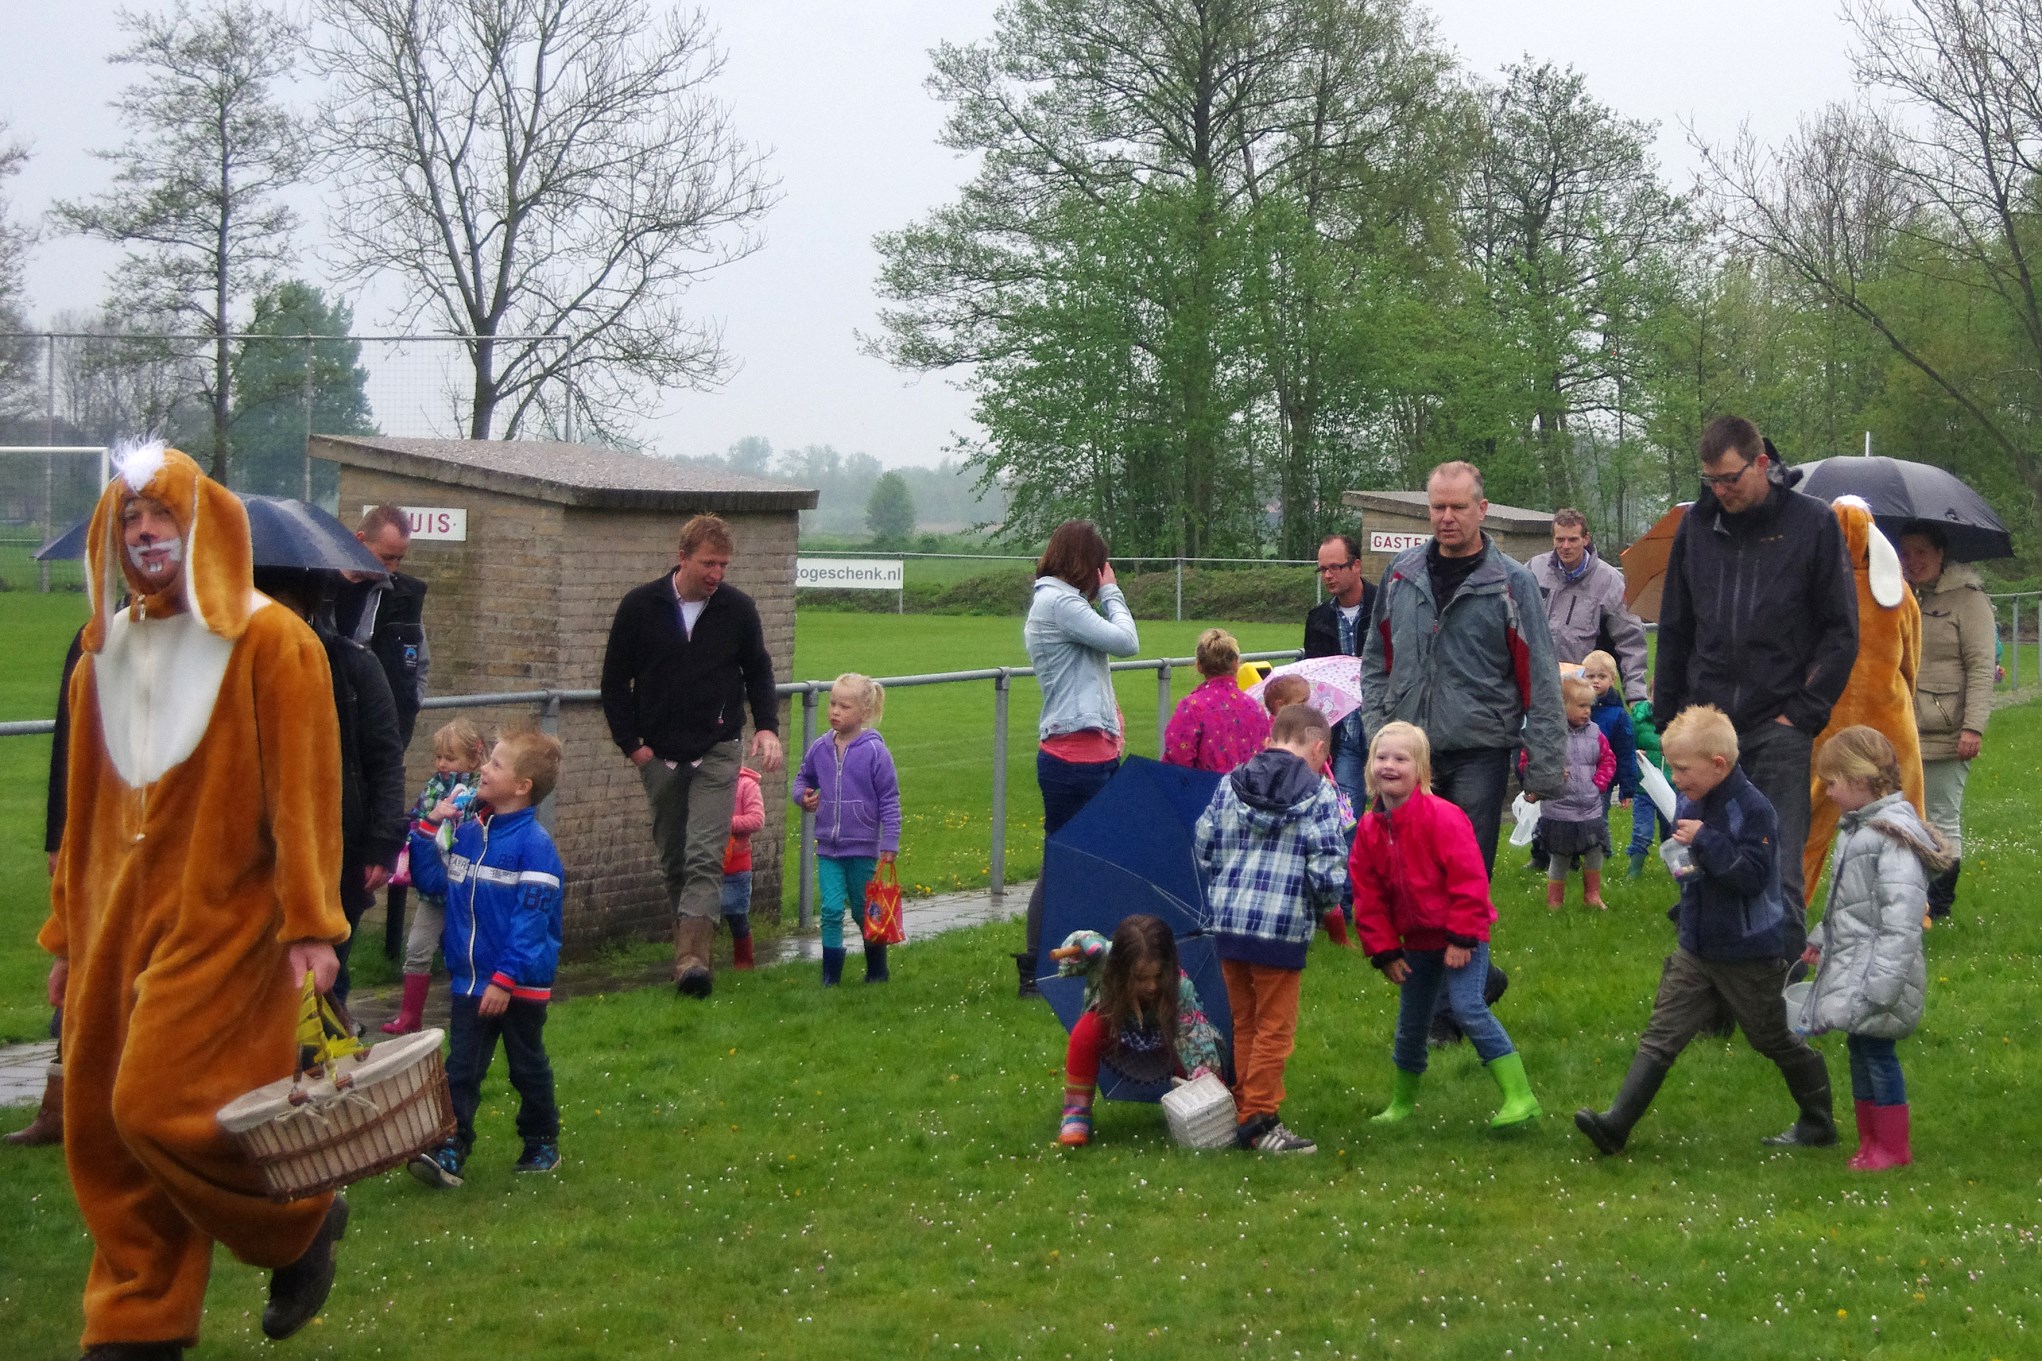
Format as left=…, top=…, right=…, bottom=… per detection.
left=1486, top=1051, right=1543, bottom=1129
left=1370, top=1068, right=1423, bottom=1124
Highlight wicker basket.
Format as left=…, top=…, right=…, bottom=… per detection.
left=217, top=1029, right=455, bottom=1202
left=1161, top=1072, right=1238, bottom=1150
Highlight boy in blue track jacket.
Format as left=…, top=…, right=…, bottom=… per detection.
left=406, top=730, right=567, bottom=1186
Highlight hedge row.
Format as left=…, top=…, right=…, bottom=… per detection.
left=801, top=563, right=1319, bottom=624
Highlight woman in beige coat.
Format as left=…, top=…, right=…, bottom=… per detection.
left=1897, top=521, right=1997, bottom=917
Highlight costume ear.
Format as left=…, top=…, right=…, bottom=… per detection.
left=80, top=477, right=130, bottom=654
left=186, top=473, right=255, bottom=640
left=1866, top=521, right=1904, bottom=608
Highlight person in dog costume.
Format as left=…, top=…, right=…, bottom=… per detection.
left=40, top=442, right=351, bottom=1360
left=1801, top=496, right=1925, bottom=898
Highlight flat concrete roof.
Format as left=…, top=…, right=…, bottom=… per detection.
left=1341, top=488, right=1552, bottom=532
left=312, top=435, right=819, bottom=513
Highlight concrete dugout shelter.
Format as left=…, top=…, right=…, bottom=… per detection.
left=1341, top=488, right=1553, bottom=584
left=314, top=434, right=817, bottom=947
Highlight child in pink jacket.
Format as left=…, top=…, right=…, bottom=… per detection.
left=721, top=766, right=765, bottom=970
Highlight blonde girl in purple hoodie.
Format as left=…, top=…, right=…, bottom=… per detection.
left=794, top=673, right=902, bottom=985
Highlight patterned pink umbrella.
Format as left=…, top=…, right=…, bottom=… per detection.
left=1244, top=655, right=1363, bottom=725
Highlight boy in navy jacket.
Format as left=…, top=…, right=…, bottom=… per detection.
left=1575, top=705, right=1835, bottom=1157
left=407, top=729, right=566, bottom=1186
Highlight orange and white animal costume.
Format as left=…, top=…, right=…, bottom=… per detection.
left=40, top=444, right=347, bottom=1348
left=1802, top=497, right=1925, bottom=895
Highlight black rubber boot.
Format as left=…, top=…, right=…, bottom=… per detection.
left=1926, top=860, right=1958, bottom=919
left=262, top=1194, right=348, bottom=1339
left=1574, top=1053, right=1670, bottom=1156
left=864, top=944, right=889, bottom=983
left=1762, top=1048, right=1838, bottom=1147
left=1013, top=953, right=1039, bottom=999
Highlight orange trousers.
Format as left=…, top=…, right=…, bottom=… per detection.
left=1221, top=959, right=1303, bottom=1122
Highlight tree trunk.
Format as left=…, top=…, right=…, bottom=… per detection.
left=470, top=332, right=498, bottom=439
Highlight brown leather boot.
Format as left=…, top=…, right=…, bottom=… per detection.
left=4, top=1065, right=61, bottom=1147
left=674, top=916, right=714, bottom=998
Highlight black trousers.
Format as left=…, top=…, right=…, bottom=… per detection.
left=447, top=994, right=558, bottom=1150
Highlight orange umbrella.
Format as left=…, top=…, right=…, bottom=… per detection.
left=1621, top=502, right=1690, bottom=623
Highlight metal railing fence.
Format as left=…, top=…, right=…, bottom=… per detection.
left=0, top=649, right=1305, bottom=931
left=799, top=551, right=1327, bottom=619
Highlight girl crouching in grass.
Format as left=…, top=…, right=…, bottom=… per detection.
left=1053, top=915, right=1223, bottom=1146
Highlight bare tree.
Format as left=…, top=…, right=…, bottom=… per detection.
left=315, top=0, right=777, bottom=441
left=53, top=1, right=309, bottom=484
left=1701, top=0, right=2042, bottom=543
left=0, top=123, right=38, bottom=417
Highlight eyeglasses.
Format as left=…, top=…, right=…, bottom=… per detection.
left=1317, top=561, right=1358, bottom=574
left=1698, top=459, right=1756, bottom=491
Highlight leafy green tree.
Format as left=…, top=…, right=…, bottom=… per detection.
left=54, top=0, right=309, bottom=485
left=229, top=282, right=375, bottom=500
left=865, top=471, right=916, bottom=546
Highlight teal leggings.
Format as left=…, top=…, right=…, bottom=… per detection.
left=816, top=855, right=878, bottom=951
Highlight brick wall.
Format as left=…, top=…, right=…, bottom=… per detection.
left=338, top=469, right=801, bottom=950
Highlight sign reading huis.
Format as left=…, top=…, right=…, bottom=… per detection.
left=796, top=557, right=905, bottom=591
left=363, top=505, right=467, bottom=541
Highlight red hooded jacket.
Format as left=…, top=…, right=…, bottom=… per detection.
left=722, top=767, right=765, bottom=874
left=1350, top=788, right=1497, bottom=961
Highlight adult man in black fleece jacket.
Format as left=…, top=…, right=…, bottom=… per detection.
left=1653, top=417, right=1858, bottom=956
left=1302, top=532, right=1378, bottom=817
left=601, top=514, right=783, bottom=998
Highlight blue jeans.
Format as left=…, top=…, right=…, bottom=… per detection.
left=1847, top=1033, right=1906, bottom=1105
left=1025, top=750, right=1122, bottom=956
left=1392, top=942, right=1514, bottom=1073
left=1432, top=747, right=1514, bottom=879
left=721, top=870, right=753, bottom=938
left=447, top=994, right=557, bottom=1151
left=1038, top=750, right=1121, bottom=837
left=1627, top=800, right=1669, bottom=855
left=1330, top=728, right=1368, bottom=827
left=817, top=855, right=878, bottom=951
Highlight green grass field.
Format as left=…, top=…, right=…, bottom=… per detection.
left=4, top=698, right=2040, bottom=1357
left=5, top=592, right=2042, bottom=1356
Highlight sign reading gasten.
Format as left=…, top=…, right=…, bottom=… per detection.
left=1369, top=531, right=1431, bottom=554
left=796, top=557, right=905, bottom=591
left=362, top=505, right=468, bottom=541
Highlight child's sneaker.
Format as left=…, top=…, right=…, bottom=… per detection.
left=1251, top=1121, right=1317, bottom=1155
left=409, top=1140, right=465, bottom=1188
left=514, top=1140, right=561, bottom=1173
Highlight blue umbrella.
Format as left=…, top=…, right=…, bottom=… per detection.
left=1036, top=756, right=1233, bottom=1102
left=37, top=494, right=387, bottom=575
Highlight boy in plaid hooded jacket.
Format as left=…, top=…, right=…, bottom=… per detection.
left=1193, top=704, right=1350, bottom=1154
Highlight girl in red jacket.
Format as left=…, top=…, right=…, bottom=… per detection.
left=1352, top=721, right=1543, bottom=1130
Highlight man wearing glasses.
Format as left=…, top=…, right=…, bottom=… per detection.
left=1303, top=532, right=1378, bottom=813
left=1654, top=416, right=1858, bottom=956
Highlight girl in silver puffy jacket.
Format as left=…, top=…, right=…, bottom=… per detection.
left=1799, top=726, right=1953, bottom=1172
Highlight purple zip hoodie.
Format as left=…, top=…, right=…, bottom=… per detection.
left=793, top=727, right=902, bottom=858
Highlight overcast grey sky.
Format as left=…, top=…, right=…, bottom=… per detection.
left=5, top=1, right=1859, bottom=467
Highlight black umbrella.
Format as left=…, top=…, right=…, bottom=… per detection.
left=1793, top=456, right=2013, bottom=562
left=36, top=494, right=387, bottom=575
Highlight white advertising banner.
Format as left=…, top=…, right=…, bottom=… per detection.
left=796, top=557, right=905, bottom=591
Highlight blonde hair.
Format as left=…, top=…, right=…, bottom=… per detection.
left=1579, top=649, right=1620, bottom=700
left=832, top=672, right=885, bottom=725
left=433, top=718, right=485, bottom=767
left=1269, top=702, right=1330, bottom=749
left=1813, top=725, right=1902, bottom=796
left=1561, top=675, right=1595, bottom=709
left=1261, top=673, right=1309, bottom=717
left=1365, top=721, right=1433, bottom=798
left=1195, top=628, right=1241, bottom=679
left=493, top=728, right=563, bottom=804
left=1661, top=704, right=1739, bottom=764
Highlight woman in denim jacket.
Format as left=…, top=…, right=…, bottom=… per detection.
left=1016, top=520, right=1140, bottom=993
